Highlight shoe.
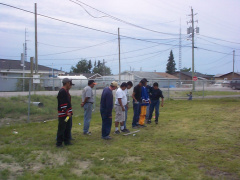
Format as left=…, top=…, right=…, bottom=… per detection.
left=102, top=136, right=112, bottom=140
left=121, top=128, right=130, bottom=133
left=132, top=126, right=139, bottom=129
left=114, top=130, right=121, bottom=134
left=155, top=121, right=158, bottom=124
left=64, top=142, right=73, bottom=146
left=83, top=132, right=92, bottom=135
left=147, top=120, right=151, bottom=124
left=139, top=125, right=147, bottom=128
left=56, top=144, right=63, bottom=148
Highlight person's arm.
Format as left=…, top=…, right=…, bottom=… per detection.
left=58, top=90, right=72, bottom=117
left=81, top=97, right=90, bottom=107
left=161, top=98, right=164, bottom=107
left=132, top=91, right=138, bottom=103
left=160, top=90, right=164, bottom=107
left=118, top=98, right=125, bottom=111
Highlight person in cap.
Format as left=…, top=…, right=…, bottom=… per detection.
left=100, top=81, right=118, bottom=140
left=123, top=81, right=133, bottom=132
left=56, top=78, right=74, bottom=147
left=148, top=82, right=164, bottom=124
left=132, top=80, right=144, bottom=128
left=142, top=78, right=152, bottom=123
left=81, top=80, right=97, bottom=135
left=114, top=82, right=128, bottom=134
left=139, top=79, right=151, bottom=127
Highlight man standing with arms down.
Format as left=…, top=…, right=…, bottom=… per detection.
left=132, top=80, right=144, bottom=129
left=56, top=78, right=74, bottom=147
left=148, top=82, right=164, bottom=124
left=100, top=81, right=118, bottom=140
left=81, top=80, right=97, bottom=135
left=114, top=82, right=128, bottom=134
left=123, top=81, right=133, bottom=132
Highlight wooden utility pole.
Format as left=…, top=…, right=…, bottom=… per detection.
left=118, top=28, right=121, bottom=83
left=233, top=50, right=235, bottom=79
left=191, top=7, right=195, bottom=91
left=35, top=3, right=38, bottom=74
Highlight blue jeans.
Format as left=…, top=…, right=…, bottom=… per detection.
left=124, top=105, right=128, bottom=129
left=100, top=109, right=112, bottom=137
left=146, top=105, right=150, bottom=120
left=132, top=101, right=141, bottom=127
left=149, top=100, right=160, bottom=122
left=83, top=103, right=93, bottom=133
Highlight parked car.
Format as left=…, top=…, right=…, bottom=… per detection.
left=222, top=80, right=230, bottom=87
left=230, top=79, right=240, bottom=90
left=213, top=82, right=222, bottom=87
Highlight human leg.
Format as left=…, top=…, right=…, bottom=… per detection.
left=155, top=100, right=160, bottom=123
left=139, top=106, right=147, bottom=125
left=132, top=102, right=140, bottom=127
left=83, top=103, right=93, bottom=133
left=56, top=117, right=67, bottom=146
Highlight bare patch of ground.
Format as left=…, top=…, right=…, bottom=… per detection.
left=71, top=160, right=91, bottom=176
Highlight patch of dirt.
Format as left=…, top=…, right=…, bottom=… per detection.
left=123, top=156, right=142, bottom=164
left=71, top=160, right=91, bottom=176
left=199, top=165, right=238, bottom=179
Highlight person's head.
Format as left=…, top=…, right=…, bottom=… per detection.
left=127, top=81, right=133, bottom=89
left=139, top=80, right=145, bottom=87
left=142, top=78, right=149, bottom=86
left=62, top=78, right=74, bottom=90
left=190, top=91, right=192, bottom=94
left=153, top=82, right=159, bottom=89
left=120, top=82, right=128, bottom=90
left=88, top=80, right=97, bottom=88
left=110, top=81, right=118, bottom=90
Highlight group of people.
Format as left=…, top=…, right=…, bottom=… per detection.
left=56, top=78, right=164, bottom=147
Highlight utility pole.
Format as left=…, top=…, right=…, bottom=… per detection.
left=118, top=28, right=121, bottom=83
left=187, top=7, right=199, bottom=91
left=35, top=3, right=38, bottom=74
left=233, top=50, right=235, bottom=79
left=179, top=18, right=182, bottom=82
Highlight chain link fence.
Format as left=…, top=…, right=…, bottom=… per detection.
left=0, top=76, right=239, bottom=125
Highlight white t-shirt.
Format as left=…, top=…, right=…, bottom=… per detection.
left=115, top=88, right=127, bottom=106
left=124, top=89, right=130, bottom=103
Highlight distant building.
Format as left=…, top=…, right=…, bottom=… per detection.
left=214, top=72, right=240, bottom=81
left=0, top=59, right=64, bottom=91
left=64, top=73, right=102, bottom=79
left=99, top=71, right=179, bottom=88
left=173, top=71, right=214, bottom=81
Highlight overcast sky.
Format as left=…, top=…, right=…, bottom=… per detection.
left=0, top=0, right=240, bottom=75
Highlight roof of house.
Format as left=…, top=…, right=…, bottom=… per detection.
left=122, top=71, right=178, bottom=79
left=174, top=71, right=214, bottom=78
left=0, top=59, right=61, bottom=72
left=214, top=72, right=240, bottom=77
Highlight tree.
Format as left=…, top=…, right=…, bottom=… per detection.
left=166, top=50, right=176, bottom=74
left=71, top=59, right=92, bottom=73
left=92, top=60, right=111, bottom=75
left=180, top=67, right=191, bottom=72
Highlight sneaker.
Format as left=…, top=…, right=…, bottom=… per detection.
left=139, top=125, right=147, bottom=128
left=121, top=128, right=130, bottom=133
left=132, top=126, right=139, bottom=129
left=114, top=130, right=121, bottom=134
left=102, top=136, right=112, bottom=140
left=56, top=144, right=63, bottom=148
left=155, top=121, right=158, bottom=124
left=147, top=120, right=151, bottom=124
left=83, top=132, right=92, bottom=135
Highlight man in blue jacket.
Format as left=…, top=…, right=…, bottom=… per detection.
left=100, top=81, right=118, bottom=140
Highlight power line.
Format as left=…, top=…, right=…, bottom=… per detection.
left=71, top=0, right=180, bottom=36
left=39, top=38, right=117, bottom=56
left=199, top=34, right=240, bottom=45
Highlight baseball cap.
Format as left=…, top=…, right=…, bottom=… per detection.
left=142, top=78, right=149, bottom=82
left=88, top=80, right=97, bottom=85
left=62, top=78, right=75, bottom=85
left=110, top=81, right=118, bottom=87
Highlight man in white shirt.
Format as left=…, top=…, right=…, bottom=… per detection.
left=123, top=81, right=133, bottom=133
left=114, top=82, right=128, bottom=134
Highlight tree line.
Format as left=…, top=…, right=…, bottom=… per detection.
left=71, top=51, right=191, bottom=75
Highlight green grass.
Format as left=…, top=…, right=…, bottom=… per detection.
left=0, top=98, right=240, bottom=179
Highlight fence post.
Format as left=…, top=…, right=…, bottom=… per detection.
left=93, top=86, right=96, bottom=112
left=27, top=78, right=31, bottom=123
left=202, top=80, right=205, bottom=99
left=168, top=79, right=170, bottom=100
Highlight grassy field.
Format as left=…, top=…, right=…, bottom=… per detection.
left=0, top=98, right=240, bottom=179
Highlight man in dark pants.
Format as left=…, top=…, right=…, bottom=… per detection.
left=132, top=80, right=144, bottom=129
left=56, top=78, right=74, bottom=147
left=148, top=82, right=164, bottom=124
left=100, top=81, right=118, bottom=140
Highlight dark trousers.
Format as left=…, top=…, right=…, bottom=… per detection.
left=149, top=100, right=160, bottom=122
left=101, top=109, right=112, bottom=137
left=56, top=116, right=72, bottom=146
left=132, top=101, right=141, bottom=127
